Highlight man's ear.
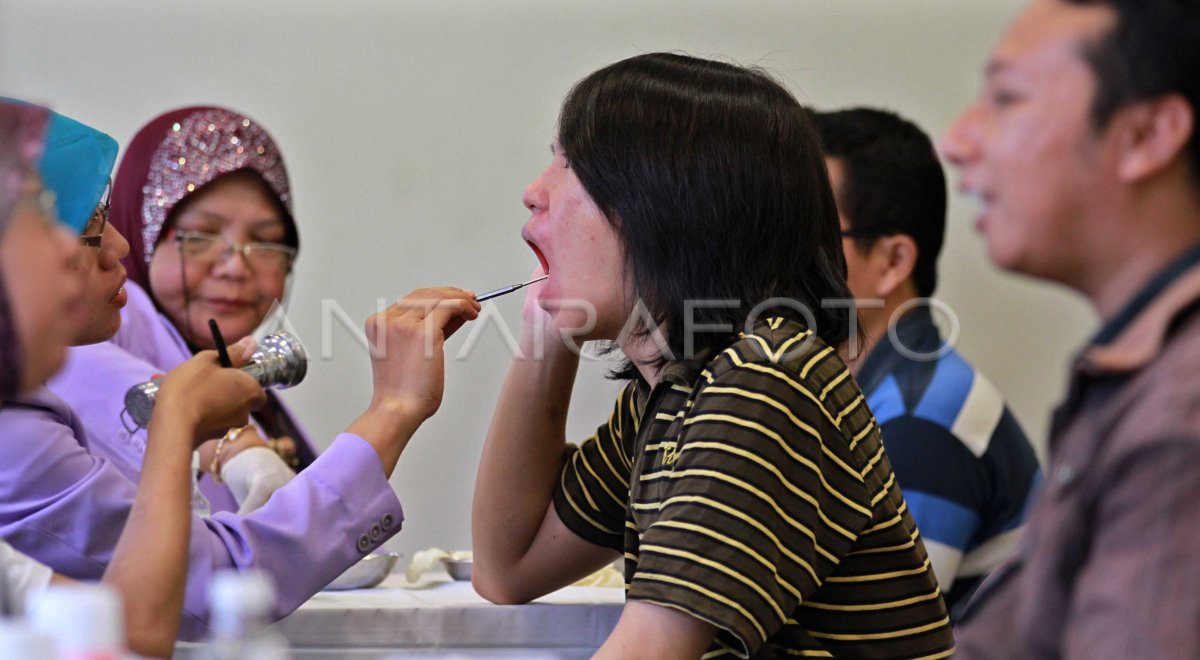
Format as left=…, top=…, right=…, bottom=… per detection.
left=871, top=234, right=918, bottom=298
left=1114, top=93, right=1194, bottom=183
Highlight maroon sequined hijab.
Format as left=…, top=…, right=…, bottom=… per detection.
left=109, top=106, right=297, bottom=294
left=0, top=102, right=50, bottom=399
left=108, top=107, right=313, bottom=468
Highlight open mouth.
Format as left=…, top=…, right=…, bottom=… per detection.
left=527, top=241, right=550, bottom=275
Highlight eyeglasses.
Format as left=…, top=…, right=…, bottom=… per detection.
left=80, top=179, right=112, bottom=248
left=173, top=230, right=297, bottom=271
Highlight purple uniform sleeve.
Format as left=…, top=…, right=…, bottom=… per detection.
left=0, top=392, right=402, bottom=639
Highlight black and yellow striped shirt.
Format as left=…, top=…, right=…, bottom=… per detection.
left=553, top=317, right=954, bottom=658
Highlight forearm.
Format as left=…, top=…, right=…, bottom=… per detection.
left=345, top=401, right=424, bottom=478
left=349, top=285, right=481, bottom=477
left=102, top=415, right=194, bottom=658
left=472, top=336, right=580, bottom=591
left=175, top=434, right=403, bottom=636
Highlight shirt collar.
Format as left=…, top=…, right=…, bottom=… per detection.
left=1081, top=244, right=1200, bottom=376
left=855, top=305, right=942, bottom=395
left=642, top=316, right=806, bottom=393
left=667, top=345, right=717, bottom=383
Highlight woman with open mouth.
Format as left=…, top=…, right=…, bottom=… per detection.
left=470, top=52, right=955, bottom=658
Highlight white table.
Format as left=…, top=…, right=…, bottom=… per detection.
left=185, top=569, right=624, bottom=659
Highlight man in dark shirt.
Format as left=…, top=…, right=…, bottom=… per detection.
left=811, top=108, right=1041, bottom=615
left=941, top=0, right=1200, bottom=655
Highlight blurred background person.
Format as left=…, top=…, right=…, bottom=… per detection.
left=0, top=98, right=264, bottom=659
left=941, top=0, right=1200, bottom=655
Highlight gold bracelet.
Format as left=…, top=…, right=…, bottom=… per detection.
left=267, top=437, right=300, bottom=467
left=211, top=425, right=251, bottom=483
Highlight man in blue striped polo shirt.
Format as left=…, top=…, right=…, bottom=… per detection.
left=812, top=108, right=1042, bottom=616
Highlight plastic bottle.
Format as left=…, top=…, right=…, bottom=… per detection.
left=0, top=619, right=54, bottom=659
left=202, top=569, right=289, bottom=660
left=27, top=583, right=124, bottom=660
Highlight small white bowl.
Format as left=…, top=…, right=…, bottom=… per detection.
left=442, top=557, right=473, bottom=581
left=323, top=553, right=401, bottom=591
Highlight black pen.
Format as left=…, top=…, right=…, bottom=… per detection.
left=209, top=319, right=233, bottom=368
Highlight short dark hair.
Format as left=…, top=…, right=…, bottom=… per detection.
left=1064, top=0, right=1200, bottom=186
left=558, top=52, right=852, bottom=372
left=811, top=108, right=947, bottom=297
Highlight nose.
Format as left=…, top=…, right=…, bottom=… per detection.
left=210, top=237, right=253, bottom=279
left=522, top=171, right=548, bottom=213
left=940, top=103, right=982, bottom=169
left=97, top=221, right=131, bottom=270
left=214, top=250, right=251, bottom=275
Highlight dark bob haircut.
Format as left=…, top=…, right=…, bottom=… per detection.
left=557, top=52, right=852, bottom=372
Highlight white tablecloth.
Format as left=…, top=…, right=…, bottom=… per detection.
left=178, top=568, right=625, bottom=659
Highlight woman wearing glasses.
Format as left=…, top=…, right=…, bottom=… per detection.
left=10, top=104, right=479, bottom=641
left=53, top=107, right=313, bottom=515
left=0, top=101, right=265, bottom=657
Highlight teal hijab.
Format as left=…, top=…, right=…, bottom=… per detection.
left=39, top=108, right=118, bottom=233
left=0, top=100, right=117, bottom=398
left=0, top=98, right=118, bottom=233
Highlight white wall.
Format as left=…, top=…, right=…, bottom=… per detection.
left=0, top=0, right=1094, bottom=562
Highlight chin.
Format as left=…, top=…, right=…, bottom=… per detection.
left=208, top=316, right=260, bottom=342
left=222, top=323, right=259, bottom=343
left=547, top=310, right=602, bottom=342
left=72, top=318, right=122, bottom=347
left=983, top=237, right=1021, bottom=272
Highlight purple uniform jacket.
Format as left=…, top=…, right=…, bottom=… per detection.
left=0, top=387, right=402, bottom=640
left=50, top=280, right=314, bottom=513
